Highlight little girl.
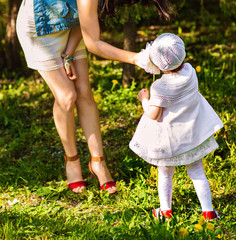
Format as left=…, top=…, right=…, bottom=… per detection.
left=130, top=33, right=223, bottom=220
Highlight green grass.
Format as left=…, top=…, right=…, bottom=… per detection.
left=0, top=18, right=236, bottom=239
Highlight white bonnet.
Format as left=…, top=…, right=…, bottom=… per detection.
left=150, top=33, right=186, bottom=71
left=135, top=33, right=186, bottom=73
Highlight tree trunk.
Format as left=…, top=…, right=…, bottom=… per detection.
left=122, top=18, right=136, bottom=87
left=5, top=0, right=22, bottom=70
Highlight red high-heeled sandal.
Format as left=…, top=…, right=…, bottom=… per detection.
left=89, top=155, right=117, bottom=195
left=64, top=154, right=86, bottom=193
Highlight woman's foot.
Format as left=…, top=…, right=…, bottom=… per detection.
left=89, top=156, right=117, bottom=194
left=65, top=154, right=86, bottom=194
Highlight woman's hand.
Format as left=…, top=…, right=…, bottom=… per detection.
left=61, top=25, right=82, bottom=81
left=64, top=57, right=77, bottom=81
left=134, top=46, right=160, bottom=74
left=138, top=89, right=149, bottom=102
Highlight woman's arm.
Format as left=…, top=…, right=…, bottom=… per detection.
left=63, top=25, right=82, bottom=57
left=77, top=0, right=138, bottom=64
left=62, top=26, right=83, bottom=80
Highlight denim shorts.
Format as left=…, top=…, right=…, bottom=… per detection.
left=16, top=0, right=86, bottom=71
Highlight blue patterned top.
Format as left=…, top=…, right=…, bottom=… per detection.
left=34, top=0, right=103, bottom=36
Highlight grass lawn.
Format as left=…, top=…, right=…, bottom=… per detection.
left=0, top=14, right=236, bottom=240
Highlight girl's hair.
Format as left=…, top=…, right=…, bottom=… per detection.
left=100, top=0, right=174, bottom=20
left=169, top=62, right=184, bottom=73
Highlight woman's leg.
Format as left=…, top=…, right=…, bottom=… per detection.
left=73, top=58, right=116, bottom=193
left=39, top=68, right=85, bottom=193
left=158, top=166, right=175, bottom=210
left=186, top=159, right=213, bottom=211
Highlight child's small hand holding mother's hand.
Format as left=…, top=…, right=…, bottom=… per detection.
left=138, top=89, right=149, bottom=102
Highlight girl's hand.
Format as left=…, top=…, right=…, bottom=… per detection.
left=64, top=57, right=77, bottom=81
left=138, top=89, right=149, bottom=102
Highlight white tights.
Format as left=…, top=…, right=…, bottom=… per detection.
left=158, top=159, right=213, bottom=211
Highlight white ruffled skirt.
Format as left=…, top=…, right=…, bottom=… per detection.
left=129, top=114, right=219, bottom=166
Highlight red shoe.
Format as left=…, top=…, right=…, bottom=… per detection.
left=64, top=154, right=86, bottom=193
left=100, top=181, right=116, bottom=193
left=89, top=156, right=117, bottom=195
left=67, top=181, right=86, bottom=191
left=152, top=208, right=173, bottom=220
left=203, top=210, right=220, bottom=220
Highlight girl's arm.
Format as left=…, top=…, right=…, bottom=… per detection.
left=138, top=89, right=163, bottom=121
left=142, top=99, right=163, bottom=121
left=77, top=0, right=138, bottom=64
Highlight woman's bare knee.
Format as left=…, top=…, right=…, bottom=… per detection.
left=56, top=90, right=77, bottom=112
left=76, top=85, right=94, bottom=104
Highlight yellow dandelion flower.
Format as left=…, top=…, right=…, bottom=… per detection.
left=217, top=234, right=223, bottom=239
left=179, top=227, right=188, bottom=237
left=112, top=79, right=119, bottom=85
left=194, top=224, right=203, bottom=231
left=196, top=66, right=201, bottom=72
left=206, top=222, right=214, bottom=231
left=198, top=215, right=206, bottom=225
left=225, top=216, right=231, bottom=219
left=111, top=79, right=119, bottom=91
left=93, top=93, right=102, bottom=103
left=114, top=172, right=119, bottom=177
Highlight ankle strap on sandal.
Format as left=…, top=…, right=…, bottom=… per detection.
left=64, top=153, right=79, bottom=161
left=91, top=155, right=105, bottom=162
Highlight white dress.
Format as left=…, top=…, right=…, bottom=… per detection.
left=129, top=63, right=223, bottom=166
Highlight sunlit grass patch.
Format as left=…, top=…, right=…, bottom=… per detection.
left=0, top=14, right=236, bottom=240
